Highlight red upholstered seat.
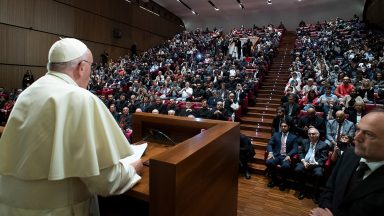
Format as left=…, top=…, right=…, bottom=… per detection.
left=192, top=102, right=202, bottom=110
left=178, top=101, right=186, bottom=109
left=298, top=110, right=324, bottom=118
left=364, top=103, right=376, bottom=113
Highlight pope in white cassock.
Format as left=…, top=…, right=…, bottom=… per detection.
left=0, top=38, right=143, bottom=215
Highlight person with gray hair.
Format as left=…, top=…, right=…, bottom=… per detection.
left=0, top=38, right=143, bottom=215
left=295, top=127, right=329, bottom=201
left=311, top=109, right=384, bottom=216
left=167, top=109, right=175, bottom=116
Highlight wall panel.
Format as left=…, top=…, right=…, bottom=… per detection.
left=0, top=0, right=182, bottom=89
left=0, top=65, right=46, bottom=90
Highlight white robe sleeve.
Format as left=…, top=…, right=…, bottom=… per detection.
left=81, top=162, right=141, bottom=197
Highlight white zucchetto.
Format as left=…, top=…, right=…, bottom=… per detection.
left=48, top=38, right=88, bottom=63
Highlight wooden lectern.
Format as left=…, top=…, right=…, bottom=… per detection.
left=124, top=112, right=240, bottom=216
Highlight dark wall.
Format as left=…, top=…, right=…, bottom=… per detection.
left=364, top=0, right=384, bottom=29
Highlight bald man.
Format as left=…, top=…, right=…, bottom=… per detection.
left=0, top=38, right=143, bottom=215
left=325, top=110, right=355, bottom=147
left=311, top=109, right=384, bottom=216
left=296, top=107, right=326, bottom=140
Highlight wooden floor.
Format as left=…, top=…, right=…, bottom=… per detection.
left=237, top=173, right=316, bottom=216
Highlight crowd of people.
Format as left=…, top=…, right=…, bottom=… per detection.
left=0, top=25, right=284, bottom=128
left=267, top=15, right=384, bottom=207
left=0, top=14, right=383, bottom=215
left=85, top=25, right=283, bottom=137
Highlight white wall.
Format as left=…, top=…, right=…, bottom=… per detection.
left=184, top=0, right=365, bottom=32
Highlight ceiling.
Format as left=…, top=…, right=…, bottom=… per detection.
left=153, top=0, right=366, bottom=32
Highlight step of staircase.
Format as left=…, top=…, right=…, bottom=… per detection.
left=241, top=130, right=271, bottom=142
left=269, top=67, right=291, bottom=70
left=248, top=163, right=267, bottom=175
left=257, top=89, right=285, bottom=94
left=245, top=111, right=276, bottom=119
left=256, top=98, right=281, bottom=103
left=265, top=72, right=290, bottom=75
left=241, top=116, right=273, bottom=125
left=255, top=103, right=280, bottom=109
left=259, top=85, right=285, bottom=90
left=257, top=93, right=283, bottom=99
left=251, top=140, right=268, bottom=150
left=242, top=32, right=296, bottom=176
left=240, top=123, right=271, bottom=133
left=262, top=80, right=288, bottom=85
left=246, top=107, right=276, bottom=115
left=253, top=149, right=266, bottom=163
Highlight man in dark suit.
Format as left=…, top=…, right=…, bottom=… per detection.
left=295, top=127, right=329, bottom=200
left=266, top=121, right=298, bottom=191
left=164, top=99, right=180, bottom=116
left=139, top=95, right=151, bottom=113
left=194, top=99, right=212, bottom=119
left=282, top=94, right=300, bottom=119
left=240, top=134, right=255, bottom=180
left=325, top=110, right=355, bottom=147
left=271, top=107, right=294, bottom=135
left=296, top=107, right=326, bottom=141
left=148, top=97, right=166, bottom=114
left=311, top=109, right=384, bottom=216
left=210, top=101, right=229, bottom=121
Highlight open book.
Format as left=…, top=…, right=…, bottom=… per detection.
left=119, top=143, right=148, bottom=164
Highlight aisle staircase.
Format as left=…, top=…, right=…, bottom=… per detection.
left=241, top=32, right=297, bottom=174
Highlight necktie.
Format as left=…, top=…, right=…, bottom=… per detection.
left=280, top=133, right=286, bottom=155
left=327, top=108, right=333, bottom=120
left=347, top=162, right=370, bottom=194
left=336, top=123, right=343, bottom=141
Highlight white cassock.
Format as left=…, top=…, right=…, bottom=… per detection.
left=0, top=71, right=141, bottom=215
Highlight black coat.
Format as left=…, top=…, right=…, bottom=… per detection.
left=296, top=116, right=326, bottom=139
left=240, top=134, right=255, bottom=163
left=282, top=102, right=300, bottom=118
left=319, top=148, right=384, bottom=216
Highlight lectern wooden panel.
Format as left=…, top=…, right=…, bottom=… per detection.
left=130, top=113, right=239, bottom=216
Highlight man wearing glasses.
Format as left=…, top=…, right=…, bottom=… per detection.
left=0, top=38, right=143, bottom=215
left=295, top=127, right=329, bottom=201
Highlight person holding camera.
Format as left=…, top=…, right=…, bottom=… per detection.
left=330, top=134, right=354, bottom=164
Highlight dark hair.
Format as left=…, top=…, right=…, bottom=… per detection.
left=280, top=120, right=290, bottom=127
left=276, top=107, right=285, bottom=112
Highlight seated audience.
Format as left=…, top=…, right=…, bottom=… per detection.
left=271, top=107, right=294, bottom=134
left=282, top=95, right=300, bottom=119
left=194, top=99, right=212, bottom=119
left=334, top=76, right=355, bottom=98
left=211, top=101, right=229, bottom=121
left=296, top=107, right=326, bottom=141
left=330, top=134, right=353, bottom=164
left=325, top=110, right=355, bottom=147
left=346, top=101, right=366, bottom=124
left=266, top=121, right=298, bottom=191
left=300, top=89, right=319, bottom=111
left=295, top=128, right=329, bottom=201
left=357, top=79, right=375, bottom=103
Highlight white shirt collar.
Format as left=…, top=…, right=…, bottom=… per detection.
left=360, top=158, right=384, bottom=173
